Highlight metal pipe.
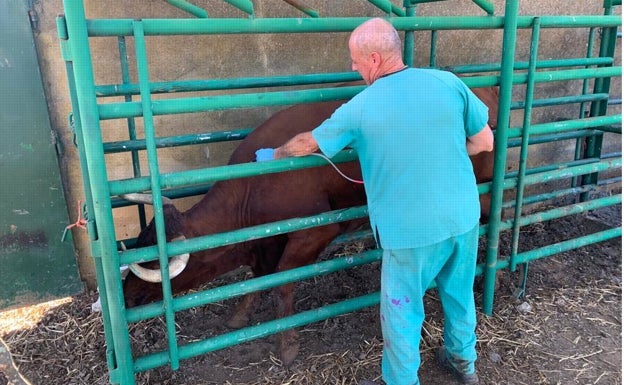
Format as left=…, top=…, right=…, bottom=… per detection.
left=511, top=227, right=622, bottom=265
left=507, top=130, right=606, bottom=147
left=98, top=85, right=365, bottom=120
left=57, top=14, right=118, bottom=377
left=478, top=227, right=622, bottom=274
left=62, top=1, right=135, bottom=384
left=135, top=291, right=381, bottom=371
left=510, top=17, right=540, bottom=273
left=408, top=0, right=494, bottom=14
left=120, top=205, right=369, bottom=266
left=96, top=67, right=620, bottom=120
left=402, top=1, right=416, bottom=67
left=506, top=114, right=622, bottom=138
left=447, top=57, right=613, bottom=74
left=429, top=30, right=438, bottom=67
left=501, top=185, right=602, bottom=209
left=281, top=0, right=319, bottom=18
left=367, top=0, right=405, bottom=16
left=95, top=72, right=362, bottom=97
left=510, top=93, right=610, bottom=111
left=132, top=20, right=181, bottom=370
left=93, top=57, right=614, bottom=99
left=127, top=248, right=381, bottom=323
left=472, top=0, right=495, bottom=15
left=164, top=0, right=208, bottom=18
left=82, top=16, right=622, bottom=37
left=222, top=0, right=254, bottom=16
left=117, top=36, right=146, bottom=229
left=483, top=0, right=520, bottom=316
left=103, top=128, right=252, bottom=153
left=109, top=149, right=359, bottom=195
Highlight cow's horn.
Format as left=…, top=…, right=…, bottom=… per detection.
left=121, top=193, right=173, bottom=205
left=128, top=236, right=190, bottom=283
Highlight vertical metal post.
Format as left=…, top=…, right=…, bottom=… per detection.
left=57, top=15, right=118, bottom=376
left=509, top=18, right=540, bottom=295
left=62, top=0, right=135, bottom=384
left=429, top=30, right=438, bottom=67
left=132, top=20, right=181, bottom=370
left=572, top=27, right=596, bottom=189
left=581, top=1, right=618, bottom=201
left=403, top=1, right=416, bottom=67
left=482, top=0, right=519, bottom=315
left=117, top=36, right=147, bottom=229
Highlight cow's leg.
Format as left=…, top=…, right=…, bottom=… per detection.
left=227, top=244, right=284, bottom=329
left=274, top=225, right=341, bottom=366
left=227, top=291, right=261, bottom=329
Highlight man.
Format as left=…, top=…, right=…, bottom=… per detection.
left=256, top=18, right=493, bottom=385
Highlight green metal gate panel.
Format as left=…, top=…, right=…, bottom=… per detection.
left=0, top=0, right=82, bottom=309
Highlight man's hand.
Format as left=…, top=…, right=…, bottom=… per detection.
left=274, top=132, right=319, bottom=159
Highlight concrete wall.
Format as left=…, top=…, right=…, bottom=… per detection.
left=31, top=1, right=621, bottom=288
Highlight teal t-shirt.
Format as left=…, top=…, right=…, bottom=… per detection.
left=312, top=68, right=489, bottom=249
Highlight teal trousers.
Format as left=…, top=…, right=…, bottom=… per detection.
left=380, top=225, right=479, bottom=385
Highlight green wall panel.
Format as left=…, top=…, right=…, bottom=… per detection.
left=0, top=0, right=82, bottom=310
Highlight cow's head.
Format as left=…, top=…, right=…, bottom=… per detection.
left=120, top=194, right=190, bottom=307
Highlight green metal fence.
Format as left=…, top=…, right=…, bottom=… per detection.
left=58, top=1, right=621, bottom=384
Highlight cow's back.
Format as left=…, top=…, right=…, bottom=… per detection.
left=229, top=100, right=348, bottom=164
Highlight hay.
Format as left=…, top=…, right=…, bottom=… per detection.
left=0, top=211, right=621, bottom=385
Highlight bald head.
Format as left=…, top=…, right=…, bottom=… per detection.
left=348, top=18, right=405, bottom=84
left=350, top=18, right=403, bottom=61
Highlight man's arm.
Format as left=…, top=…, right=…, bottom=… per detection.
left=466, top=124, right=494, bottom=155
left=274, top=131, right=319, bottom=159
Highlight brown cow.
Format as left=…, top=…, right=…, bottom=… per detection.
left=122, top=85, right=498, bottom=366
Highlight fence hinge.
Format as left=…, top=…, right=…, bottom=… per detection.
left=56, top=15, right=73, bottom=61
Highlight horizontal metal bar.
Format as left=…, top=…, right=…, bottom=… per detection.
left=134, top=290, right=381, bottom=372
left=223, top=0, right=254, bottom=15
left=96, top=67, right=620, bottom=120
left=480, top=226, right=622, bottom=274
left=507, top=130, right=604, bottom=148
left=120, top=204, right=368, bottom=265
left=449, top=57, right=614, bottom=74
left=126, top=248, right=382, bottom=322
left=165, top=0, right=208, bottom=18
left=599, top=176, right=622, bottom=185
left=105, top=96, right=610, bottom=155
left=103, top=128, right=251, bottom=153
left=109, top=149, right=359, bottom=195
left=528, top=66, right=621, bottom=83
left=95, top=72, right=362, bottom=98
left=500, top=158, right=621, bottom=191
left=408, top=0, right=494, bottom=14
left=510, top=93, right=610, bottom=111
left=508, top=227, right=622, bottom=265
left=597, top=124, right=622, bottom=133
left=83, top=15, right=622, bottom=37
left=119, top=158, right=621, bottom=268
left=507, top=114, right=622, bottom=138
left=98, top=85, right=364, bottom=120
left=281, top=0, right=319, bottom=18
left=499, top=194, right=622, bottom=231
left=367, top=0, right=405, bottom=16
left=501, top=184, right=600, bottom=209
left=94, top=57, right=613, bottom=99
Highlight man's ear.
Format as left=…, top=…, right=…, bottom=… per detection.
left=371, top=51, right=381, bottom=64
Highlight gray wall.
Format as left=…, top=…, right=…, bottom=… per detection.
left=32, top=1, right=621, bottom=288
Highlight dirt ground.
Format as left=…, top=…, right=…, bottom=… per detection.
left=0, top=204, right=621, bottom=385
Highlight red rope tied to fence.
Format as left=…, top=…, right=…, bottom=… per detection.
left=61, top=201, right=87, bottom=242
